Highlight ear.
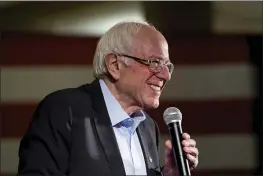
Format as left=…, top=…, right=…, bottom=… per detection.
left=104, top=53, right=121, bottom=81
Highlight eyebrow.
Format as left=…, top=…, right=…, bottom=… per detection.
left=149, top=55, right=170, bottom=62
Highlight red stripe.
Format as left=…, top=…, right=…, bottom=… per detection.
left=1, top=103, right=37, bottom=138
left=149, top=99, right=253, bottom=134
left=0, top=99, right=252, bottom=138
left=169, top=35, right=250, bottom=65
left=0, top=32, right=249, bottom=66
left=0, top=169, right=254, bottom=176
left=0, top=32, right=98, bottom=66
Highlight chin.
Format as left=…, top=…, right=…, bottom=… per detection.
left=144, top=98, right=159, bottom=109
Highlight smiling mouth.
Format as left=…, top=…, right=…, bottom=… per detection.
left=149, top=84, right=161, bottom=92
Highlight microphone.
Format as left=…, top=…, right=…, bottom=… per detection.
left=163, top=107, right=191, bottom=176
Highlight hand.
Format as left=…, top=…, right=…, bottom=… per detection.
left=162, top=133, right=199, bottom=176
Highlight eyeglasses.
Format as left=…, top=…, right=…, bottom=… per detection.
left=114, top=53, right=174, bottom=74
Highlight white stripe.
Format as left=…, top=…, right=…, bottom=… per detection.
left=212, top=1, right=262, bottom=34
left=0, top=1, right=146, bottom=37
left=1, top=134, right=256, bottom=173
left=1, top=139, right=19, bottom=173
left=1, top=66, right=95, bottom=102
left=1, top=64, right=256, bottom=102
left=163, top=63, right=256, bottom=100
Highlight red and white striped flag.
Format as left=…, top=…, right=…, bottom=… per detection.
left=0, top=32, right=256, bottom=176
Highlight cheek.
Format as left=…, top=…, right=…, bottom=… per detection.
left=132, top=67, right=155, bottom=96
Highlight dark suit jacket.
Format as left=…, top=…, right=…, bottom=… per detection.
left=18, top=79, right=163, bottom=176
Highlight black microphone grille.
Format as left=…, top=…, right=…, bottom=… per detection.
left=163, top=107, right=182, bottom=125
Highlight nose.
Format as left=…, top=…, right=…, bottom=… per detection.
left=156, top=65, right=171, bottom=81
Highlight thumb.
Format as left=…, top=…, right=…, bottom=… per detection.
left=164, top=140, right=173, bottom=165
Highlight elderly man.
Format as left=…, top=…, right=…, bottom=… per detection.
left=18, top=21, right=198, bottom=176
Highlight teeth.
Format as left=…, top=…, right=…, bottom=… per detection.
left=150, top=85, right=161, bottom=91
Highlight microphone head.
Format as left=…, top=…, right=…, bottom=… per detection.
left=163, top=107, right=182, bottom=125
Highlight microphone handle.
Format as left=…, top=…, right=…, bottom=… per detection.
left=168, top=122, right=191, bottom=176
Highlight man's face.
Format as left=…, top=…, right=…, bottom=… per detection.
left=118, top=27, right=171, bottom=109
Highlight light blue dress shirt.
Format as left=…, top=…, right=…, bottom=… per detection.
left=99, top=79, right=147, bottom=175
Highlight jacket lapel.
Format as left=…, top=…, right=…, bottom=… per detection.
left=137, top=119, right=163, bottom=176
left=87, top=79, right=125, bottom=176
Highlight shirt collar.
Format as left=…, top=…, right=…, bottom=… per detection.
left=99, top=79, right=145, bottom=127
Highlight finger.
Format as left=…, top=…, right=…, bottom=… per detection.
left=164, top=140, right=173, bottom=158
left=165, top=140, right=172, bottom=150
left=164, top=140, right=174, bottom=165
left=182, top=139, right=196, bottom=147
left=187, top=154, right=198, bottom=168
left=184, top=147, right=199, bottom=157
left=182, top=133, right=190, bottom=140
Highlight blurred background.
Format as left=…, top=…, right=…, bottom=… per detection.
left=0, top=1, right=262, bottom=176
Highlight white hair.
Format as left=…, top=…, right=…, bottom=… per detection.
left=93, top=20, right=156, bottom=79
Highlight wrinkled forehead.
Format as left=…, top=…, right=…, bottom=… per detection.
left=131, top=27, right=169, bottom=61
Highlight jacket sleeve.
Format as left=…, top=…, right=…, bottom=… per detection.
left=18, top=94, right=72, bottom=176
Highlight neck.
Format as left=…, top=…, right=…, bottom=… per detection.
left=103, top=78, right=142, bottom=115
